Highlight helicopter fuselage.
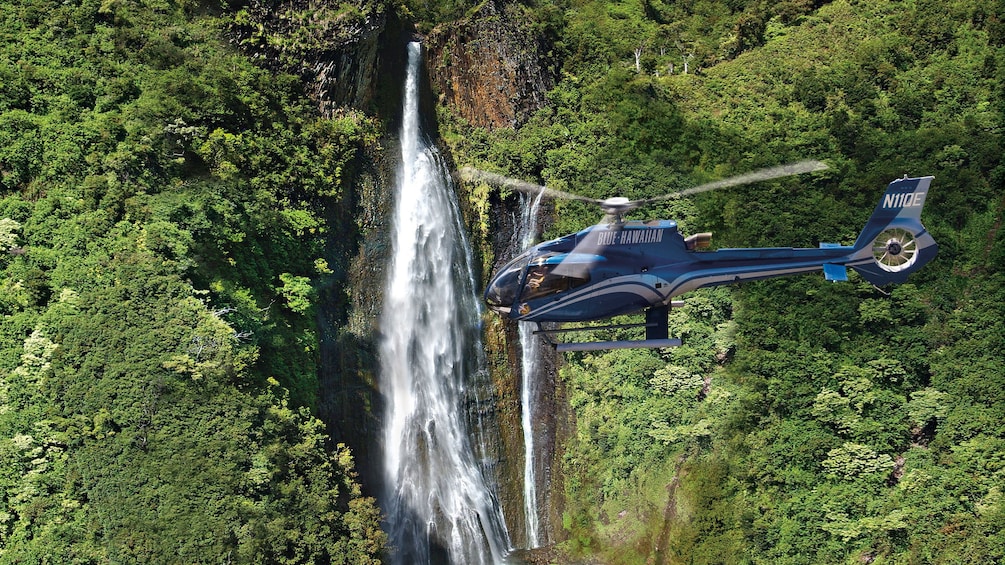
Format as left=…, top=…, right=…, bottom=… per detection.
left=487, top=220, right=853, bottom=322
left=485, top=176, right=938, bottom=325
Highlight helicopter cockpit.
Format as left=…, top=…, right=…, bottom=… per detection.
left=485, top=251, right=593, bottom=314
left=484, top=255, right=526, bottom=311
left=521, top=255, right=591, bottom=301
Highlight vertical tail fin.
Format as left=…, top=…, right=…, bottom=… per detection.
left=849, top=176, right=938, bottom=285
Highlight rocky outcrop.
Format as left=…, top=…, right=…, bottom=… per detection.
left=424, top=0, right=555, bottom=129
left=229, top=0, right=405, bottom=115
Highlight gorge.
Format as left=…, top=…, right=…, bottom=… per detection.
left=310, top=1, right=567, bottom=558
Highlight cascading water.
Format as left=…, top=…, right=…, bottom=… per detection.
left=379, top=41, right=511, bottom=565
left=516, top=193, right=545, bottom=548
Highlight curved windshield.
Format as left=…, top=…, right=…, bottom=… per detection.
left=485, top=260, right=525, bottom=308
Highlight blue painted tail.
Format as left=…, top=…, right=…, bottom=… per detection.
left=848, top=176, right=938, bottom=285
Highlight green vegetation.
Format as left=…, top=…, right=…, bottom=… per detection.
left=446, top=0, right=1005, bottom=562
left=4, top=0, right=1004, bottom=560
left=1, top=0, right=384, bottom=561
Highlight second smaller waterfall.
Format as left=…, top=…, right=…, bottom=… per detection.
left=516, top=193, right=545, bottom=548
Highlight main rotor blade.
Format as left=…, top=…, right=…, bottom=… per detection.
left=459, top=167, right=600, bottom=204
left=460, top=160, right=828, bottom=218
left=634, top=159, right=829, bottom=206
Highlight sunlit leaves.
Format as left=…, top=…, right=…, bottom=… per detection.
left=821, top=442, right=895, bottom=480
left=650, top=364, right=704, bottom=396
left=0, top=219, right=20, bottom=252
left=906, top=387, right=950, bottom=430
left=11, top=329, right=56, bottom=383
left=278, top=272, right=315, bottom=315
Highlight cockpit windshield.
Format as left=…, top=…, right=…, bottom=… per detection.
left=485, top=250, right=594, bottom=313
left=485, top=259, right=525, bottom=308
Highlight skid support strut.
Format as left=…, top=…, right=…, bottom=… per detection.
left=543, top=303, right=681, bottom=352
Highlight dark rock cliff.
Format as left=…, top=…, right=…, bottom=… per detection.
left=315, top=139, right=395, bottom=496
left=229, top=0, right=400, bottom=115
left=423, top=0, right=555, bottom=129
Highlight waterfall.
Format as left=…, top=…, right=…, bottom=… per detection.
left=516, top=193, right=545, bottom=548
left=379, top=41, right=511, bottom=565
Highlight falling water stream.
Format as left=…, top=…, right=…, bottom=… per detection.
left=517, top=194, right=545, bottom=548
left=379, top=42, right=511, bottom=565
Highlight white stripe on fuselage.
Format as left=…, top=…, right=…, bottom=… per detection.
left=518, top=260, right=838, bottom=321
left=516, top=277, right=664, bottom=320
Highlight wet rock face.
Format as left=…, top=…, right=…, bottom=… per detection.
left=315, top=141, right=396, bottom=498
left=424, top=0, right=555, bottom=129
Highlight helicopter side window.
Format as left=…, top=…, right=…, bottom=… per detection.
left=521, top=264, right=590, bottom=301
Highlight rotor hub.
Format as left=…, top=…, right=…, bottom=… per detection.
left=599, top=197, right=632, bottom=213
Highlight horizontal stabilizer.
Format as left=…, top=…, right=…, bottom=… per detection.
left=556, top=338, right=682, bottom=353
left=823, top=263, right=849, bottom=281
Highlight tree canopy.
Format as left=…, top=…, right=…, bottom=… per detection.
left=1, top=0, right=385, bottom=561
left=3, top=0, right=1004, bottom=561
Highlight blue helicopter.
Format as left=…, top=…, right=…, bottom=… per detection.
left=466, top=163, right=938, bottom=352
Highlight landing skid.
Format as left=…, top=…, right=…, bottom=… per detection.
left=554, top=338, right=682, bottom=353
left=535, top=302, right=683, bottom=352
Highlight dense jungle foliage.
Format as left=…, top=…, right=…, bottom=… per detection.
left=442, top=0, right=1005, bottom=563
left=0, top=0, right=386, bottom=561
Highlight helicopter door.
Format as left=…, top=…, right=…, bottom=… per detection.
left=521, top=263, right=591, bottom=302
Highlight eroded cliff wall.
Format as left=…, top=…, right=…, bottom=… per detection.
left=423, top=0, right=555, bottom=130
